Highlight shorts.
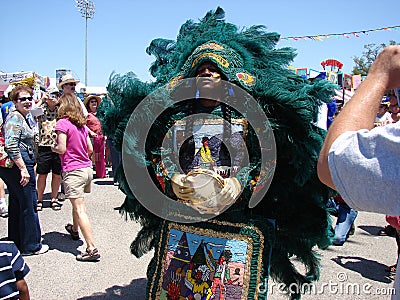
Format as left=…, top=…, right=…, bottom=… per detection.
left=62, top=167, right=93, bottom=199
left=36, top=146, right=62, bottom=175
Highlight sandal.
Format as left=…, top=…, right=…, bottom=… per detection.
left=385, top=264, right=397, bottom=273
left=65, top=223, right=80, bottom=240
left=386, top=273, right=396, bottom=281
left=76, top=248, right=100, bottom=262
left=51, top=200, right=62, bottom=211
left=36, top=201, right=43, bottom=211
left=378, top=225, right=396, bottom=236
left=57, top=192, right=65, bottom=201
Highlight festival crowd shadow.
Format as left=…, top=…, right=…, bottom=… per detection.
left=42, top=231, right=83, bottom=256
left=331, top=255, right=392, bottom=283
left=358, top=225, right=391, bottom=236
left=77, top=278, right=147, bottom=299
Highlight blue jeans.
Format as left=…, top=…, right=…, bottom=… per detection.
left=328, top=198, right=358, bottom=243
left=0, top=150, right=42, bottom=254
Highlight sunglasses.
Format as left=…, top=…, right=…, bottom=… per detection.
left=17, top=97, right=33, bottom=102
left=50, top=93, right=60, bottom=98
left=65, top=83, right=76, bottom=87
left=89, top=100, right=98, bottom=103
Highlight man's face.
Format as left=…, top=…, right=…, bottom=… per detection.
left=377, top=104, right=388, bottom=117
left=389, top=96, right=399, bottom=114
left=62, top=82, right=76, bottom=93
left=195, top=62, right=222, bottom=92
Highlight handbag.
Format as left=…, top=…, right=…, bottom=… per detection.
left=0, top=136, right=14, bottom=168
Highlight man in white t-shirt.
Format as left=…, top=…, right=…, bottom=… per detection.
left=318, top=45, right=400, bottom=299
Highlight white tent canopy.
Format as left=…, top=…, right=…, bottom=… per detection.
left=48, top=78, right=107, bottom=95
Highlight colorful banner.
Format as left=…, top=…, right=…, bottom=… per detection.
left=56, top=69, right=72, bottom=86
left=0, top=71, right=49, bottom=89
left=344, top=74, right=352, bottom=90
left=280, top=25, right=399, bottom=42
left=327, top=71, right=338, bottom=84
left=296, top=68, right=307, bottom=78
left=334, top=89, right=354, bottom=104
left=309, top=69, right=321, bottom=79
left=352, top=75, right=362, bottom=90
left=288, top=66, right=297, bottom=73
left=0, top=71, right=35, bottom=85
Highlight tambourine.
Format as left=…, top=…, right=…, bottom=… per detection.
left=179, top=169, right=226, bottom=215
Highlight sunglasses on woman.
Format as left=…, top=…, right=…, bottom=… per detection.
left=17, top=97, right=33, bottom=102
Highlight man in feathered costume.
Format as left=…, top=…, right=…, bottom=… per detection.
left=99, top=7, right=336, bottom=299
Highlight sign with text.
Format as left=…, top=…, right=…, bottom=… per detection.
left=0, top=71, right=34, bottom=85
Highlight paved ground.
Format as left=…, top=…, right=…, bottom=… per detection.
left=0, top=174, right=398, bottom=299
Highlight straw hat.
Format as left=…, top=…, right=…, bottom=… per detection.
left=84, top=95, right=102, bottom=107
left=46, top=85, right=59, bottom=94
left=57, top=74, right=80, bottom=89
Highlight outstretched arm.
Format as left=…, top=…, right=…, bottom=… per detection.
left=318, top=45, right=400, bottom=189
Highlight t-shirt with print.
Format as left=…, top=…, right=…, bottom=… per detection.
left=55, top=118, right=92, bottom=172
left=37, top=103, right=58, bottom=147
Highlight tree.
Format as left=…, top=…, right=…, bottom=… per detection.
left=351, top=41, right=397, bottom=75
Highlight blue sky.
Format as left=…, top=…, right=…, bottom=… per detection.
left=1, top=0, right=399, bottom=87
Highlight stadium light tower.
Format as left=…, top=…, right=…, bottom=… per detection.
left=76, top=0, right=95, bottom=87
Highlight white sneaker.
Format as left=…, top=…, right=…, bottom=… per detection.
left=33, top=244, right=49, bottom=255
left=0, top=205, right=8, bottom=218
left=22, top=244, right=49, bottom=256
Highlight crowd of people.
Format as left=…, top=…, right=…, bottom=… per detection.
left=0, top=75, right=122, bottom=259
left=0, top=73, right=124, bottom=297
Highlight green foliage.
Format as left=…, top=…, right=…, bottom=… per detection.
left=351, top=40, right=398, bottom=75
